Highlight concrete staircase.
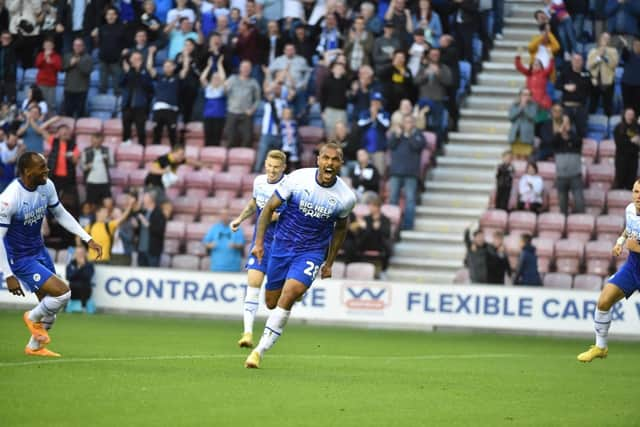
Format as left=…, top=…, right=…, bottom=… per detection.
left=386, top=0, right=539, bottom=284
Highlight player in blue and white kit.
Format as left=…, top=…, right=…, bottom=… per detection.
left=245, top=142, right=356, bottom=368
left=230, top=150, right=287, bottom=348
left=1, top=152, right=102, bottom=357
left=578, top=179, right=640, bottom=362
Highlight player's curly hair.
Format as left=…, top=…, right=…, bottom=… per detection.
left=17, top=151, right=40, bottom=175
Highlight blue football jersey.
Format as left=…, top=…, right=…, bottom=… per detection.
left=252, top=173, right=286, bottom=245
left=273, top=168, right=356, bottom=253
left=0, top=179, right=59, bottom=259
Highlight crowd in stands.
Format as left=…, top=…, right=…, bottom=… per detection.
left=0, top=0, right=506, bottom=280
left=462, top=0, right=640, bottom=288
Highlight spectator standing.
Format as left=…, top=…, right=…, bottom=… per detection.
left=587, top=32, right=619, bottom=117
left=334, top=121, right=360, bottom=167
left=355, top=193, right=392, bottom=276
left=407, top=29, right=430, bottom=79
left=379, top=49, right=414, bottom=114
left=166, top=17, right=200, bottom=60
left=388, top=115, right=425, bottom=230
left=508, top=88, right=538, bottom=160
left=289, top=23, right=315, bottom=67
left=487, top=230, right=511, bottom=285
left=613, top=108, right=640, bottom=190
left=122, top=29, right=151, bottom=65
left=315, top=12, right=343, bottom=62
left=147, top=46, right=183, bottom=147
left=34, top=37, right=62, bottom=114
left=95, top=7, right=125, bottom=96
left=605, top=0, right=640, bottom=49
left=620, top=38, right=640, bottom=114
left=439, top=34, right=460, bottom=132
left=348, top=65, right=376, bottom=125
left=136, top=191, right=166, bottom=267
left=175, top=39, right=201, bottom=124
left=121, top=51, right=154, bottom=146
left=548, top=0, right=577, bottom=57
left=16, top=106, right=57, bottom=153
left=320, top=60, right=349, bottom=137
left=46, top=123, right=79, bottom=200
left=21, top=84, right=48, bottom=115
left=261, top=20, right=285, bottom=68
left=269, top=44, right=311, bottom=119
left=556, top=54, right=590, bottom=138
left=553, top=114, right=585, bottom=215
left=413, top=0, right=442, bottom=47
left=201, top=55, right=228, bottom=147
left=384, top=0, right=413, bottom=44
left=137, top=0, right=163, bottom=44
left=515, top=49, right=554, bottom=111
left=0, top=31, right=16, bottom=103
left=280, top=106, right=300, bottom=172
left=372, top=21, right=401, bottom=73
left=356, top=91, right=389, bottom=175
left=166, top=0, right=196, bottom=25
left=223, top=60, right=261, bottom=147
left=517, top=161, right=544, bottom=213
left=84, top=200, right=134, bottom=263
left=527, top=22, right=560, bottom=80
left=8, top=0, right=41, bottom=68
left=514, top=234, right=542, bottom=286
left=0, top=130, right=23, bottom=192
left=63, top=38, right=92, bottom=118
left=452, top=0, right=479, bottom=66
left=567, top=0, right=588, bottom=42
left=110, top=194, right=138, bottom=266
left=65, top=245, right=95, bottom=310
left=495, top=150, right=514, bottom=211
left=350, top=149, right=381, bottom=198
left=538, top=103, right=564, bottom=161
left=81, top=133, right=114, bottom=206
left=203, top=209, right=245, bottom=272
left=415, top=47, right=451, bottom=147
left=360, top=1, right=382, bottom=36
left=464, top=226, right=489, bottom=284
left=343, top=15, right=374, bottom=75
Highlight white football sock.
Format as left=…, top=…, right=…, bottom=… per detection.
left=28, top=292, right=71, bottom=322
left=594, top=309, right=611, bottom=349
left=255, top=306, right=291, bottom=356
left=26, top=315, right=56, bottom=350
left=27, top=336, right=40, bottom=350
left=243, top=286, right=261, bottom=334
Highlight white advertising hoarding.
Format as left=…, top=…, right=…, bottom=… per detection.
left=1, top=265, right=639, bottom=337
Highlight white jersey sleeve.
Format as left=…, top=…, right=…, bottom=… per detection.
left=0, top=185, right=18, bottom=227
left=44, top=179, right=61, bottom=208
left=625, top=203, right=640, bottom=240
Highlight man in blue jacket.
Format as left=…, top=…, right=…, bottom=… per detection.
left=606, top=0, right=640, bottom=49
left=120, top=51, right=154, bottom=146
left=514, top=234, right=542, bottom=286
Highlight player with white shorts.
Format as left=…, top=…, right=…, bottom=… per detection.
left=245, top=143, right=356, bottom=368
left=230, top=150, right=287, bottom=348
left=0, top=152, right=102, bottom=357
left=578, top=179, right=640, bottom=362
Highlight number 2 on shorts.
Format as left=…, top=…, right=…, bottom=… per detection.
left=303, top=261, right=320, bottom=280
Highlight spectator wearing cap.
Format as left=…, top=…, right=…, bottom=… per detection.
left=81, top=133, right=114, bottom=206
left=372, top=21, right=401, bottom=73
left=355, top=91, right=390, bottom=175
left=34, top=37, right=62, bottom=114
left=224, top=60, right=261, bottom=147
left=63, top=37, right=92, bottom=119
left=343, top=15, right=374, bottom=75
left=320, top=60, right=349, bottom=137
left=379, top=49, right=414, bottom=113
left=415, top=47, right=451, bottom=148
left=94, top=7, right=126, bottom=96
left=388, top=114, right=425, bottom=230
left=121, top=51, right=154, bottom=146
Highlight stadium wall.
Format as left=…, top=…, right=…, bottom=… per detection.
left=1, top=265, right=640, bottom=338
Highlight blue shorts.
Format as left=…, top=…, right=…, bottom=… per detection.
left=608, top=252, right=640, bottom=298
left=9, top=247, right=56, bottom=293
left=265, top=250, right=326, bottom=291
left=245, top=242, right=272, bottom=274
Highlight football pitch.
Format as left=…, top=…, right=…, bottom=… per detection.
left=0, top=310, right=638, bottom=427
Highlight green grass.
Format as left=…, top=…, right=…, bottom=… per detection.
left=0, top=310, right=639, bottom=427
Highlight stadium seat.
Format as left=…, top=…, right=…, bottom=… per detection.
left=585, top=240, right=613, bottom=277
left=116, top=144, right=144, bottom=164
left=241, top=174, right=258, bottom=196
left=453, top=268, right=470, bottom=284
left=298, top=126, right=325, bottom=145
left=200, top=196, right=230, bottom=217
left=480, top=209, right=508, bottom=235
left=185, top=222, right=210, bottom=241
left=332, top=261, right=346, bottom=279
left=512, top=160, right=527, bottom=179
left=588, top=114, right=608, bottom=134
left=606, top=189, right=631, bottom=215
left=587, top=163, right=615, bottom=191
left=537, top=161, right=556, bottom=183
left=165, top=221, right=186, bottom=240
left=504, top=234, right=522, bottom=269
left=199, top=256, right=211, bottom=271
left=532, top=237, right=554, bottom=274
left=554, top=239, right=584, bottom=275
left=160, top=253, right=172, bottom=268
left=103, top=119, right=123, bottom=136
left=598, top=139, right=615, bottom=162
left=144, top=145, right=170, bottom=163
left=543, top=273, right=573, bottom=289
left=200, top=146, right=228, bottom=171
left=345, top=262, right=376, bottom=280
left=163, top=239, right=181, bottom=255
left=126, top=169, right=147, bottom=188
left=184, top=169, right=215, bottom=191
left=596, top=214, right=624, bottom=242
left=75, top=117, right=103, bottom=135
left=88, top=94, right=117, bottom=114
left=508, top=211, right=537, bottom=236
left=228, top=148, right=256, bottom=174
left=184, top=121, right=204, bottom=138
left=186, top=240, right=208, bottom=257
left=109, top=168, right=129, bottom=187
left=423, top=131, right=437, bottom=152
left=573, top=274, right=603, bottom=291
left=537, top=212, right=566, bottom=240
left=581, top=138, right=598, bottom=164
left=583, top=188, right=605, bottom=216
left=185, top=146, right=200, bottom=163
left=353, top=203, right=370, bottom=219
left=45, top=116, right=75, bottom=133
left=228, top=198, right=246, bottom=216
left=171, top=255, right=200, bottom=270
left=172, top=196, right=200, bottom=217
left=566, top=214, right=595, bottom=242
left=23, top=68, right=37, bottom=87
left=214, top=172, right=242, bottom=198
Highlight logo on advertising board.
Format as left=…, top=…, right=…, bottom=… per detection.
left=341, top=283, right=391, bottom=310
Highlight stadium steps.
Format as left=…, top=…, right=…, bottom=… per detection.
left=386, top=0, right=537, bottom=284
left=490, top=50, right=532, bottom=64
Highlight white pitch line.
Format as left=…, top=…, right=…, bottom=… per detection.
left=0, top=353, right=532, bottom=368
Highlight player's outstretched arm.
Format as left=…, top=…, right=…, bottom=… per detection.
left=252, top=195, right=282, bottom=263
left=613, top=229, right=629, bottom=256
left=230, top=199, right=257, bottom=232
left=50, top=203, right=102, bottom=259
left=321, top=217, right=349, bottom=279
left=0, top=227, right=23, bottom=296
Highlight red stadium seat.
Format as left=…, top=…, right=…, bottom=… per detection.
left=566, top=214, right=595, bottom=242
left=381, top=204, right=402, bottom=234
left=200, top=256, right=211, bottom=271
left=598, top=139, right=615, bottom=160
left=185, top=145, right=200, bottom=163
left=228, top=198, right=247, bottom=216
left=422, top=131, right=437, bottom=152
left=512, top=160, right=527, bottom=179
left=298, top=126, right=325, bottom=145
left=144, top=145, right=170, bottom=163
left=583, top=188, right=606, bottom=216
left=453, top=268, right=470, bottom=284
left=184, top=169, right=215, bottom=191
left=332, top=261, right=346, bottom=279
left=585, top=240, right=613, bottom=276
left=606, top=189, right=631, bottom=215
left=596, top=214, right=624, bottom=243
left=228, top=148, right=256, bottom=171
left=163, top=239, right=181, bottom=255
left=171, top=254, right=200, bottom=270
left=573, top=274, right=603, bottom=291
left=241, top=174, right=258, bottom=195
left=116, top=144, right=144, bottom=164
left=581, top=138, right=598, bottom=163
left=75, top=117, right=102, bottom=135
left=185, top=222, right=211, bottom=241
left=200, top=196, right=230, bottom=217
left=108, top=168, right=129, bottom=187
left=185, top=121, right=204, bottom=138
left=480, top=209, right=508, bottom=235
left=508, top=211, right=536, bottom=236
left=554, top=239, right=584, bottom=274
left=103, top=119, right=123, bottom=136
left=537, top=212, right=566, bottom=240
left=537, top=161, right=556, bottom=183
left=345, top=262, right=376, bottom=280
left=214, top=172, right=242, bottom=198
left=532, top=237, right=554, bottom=274
left=128, top=169, right=148, bottom=187
left=200, top=147, right=227, bottom=171
left=587, top=163, right=615, bottom=191
left=185, top=188, right=210, bottom=199
left=172, top=196, right=200, bottom=216
left=186, top=240, right=208, bottom=256
left=543, top=273, right=573, bottom=289
left=165, top=221, right=186, bottom=239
